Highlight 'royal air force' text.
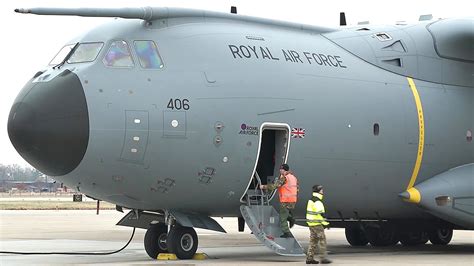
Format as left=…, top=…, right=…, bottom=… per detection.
left=228, top=44, right=347, bottom=68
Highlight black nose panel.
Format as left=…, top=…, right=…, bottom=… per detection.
left=8, top=70, right=89, bottom=176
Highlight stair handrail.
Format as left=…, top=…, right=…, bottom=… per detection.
left=253, top=171, right=269, bottom=206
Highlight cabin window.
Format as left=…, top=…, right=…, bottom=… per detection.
left=468, top=130, right=472, bottom=142
left=68, top=42, right=104, bottom=64
left=133, top=40, right=164, bottom=69
left=103, top=40, right=134, bottom=67
left=373, top=123, right=380, bottom=136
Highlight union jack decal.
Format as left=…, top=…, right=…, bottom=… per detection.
left=291, top=128, right=305, bottom=138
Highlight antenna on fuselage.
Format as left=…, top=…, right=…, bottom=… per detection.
left=340, top=12, right=347, bottom=26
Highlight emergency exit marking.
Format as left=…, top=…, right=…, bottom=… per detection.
left=171, top=120, right=179, bottom=128
left=131, top=148, right=138, bottom=153
left=133, top=136, right=140, bottom=141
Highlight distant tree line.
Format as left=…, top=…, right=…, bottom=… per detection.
left=0, top=164, right=43, bottom=181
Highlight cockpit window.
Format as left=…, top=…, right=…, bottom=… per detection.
left=68, top=42, right=104, bottom=64
left=103, top=40, right=134, bottom=68
left=49, top=44, right=75, bottom=65
left=133, top=40, right=164, bottom=69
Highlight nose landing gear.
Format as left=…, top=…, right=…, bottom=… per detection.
left=144, top=223, right=199, bottom=260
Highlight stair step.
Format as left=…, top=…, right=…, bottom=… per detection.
left=240, top=205, right=305, bottom=256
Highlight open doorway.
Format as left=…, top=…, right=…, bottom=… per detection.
left=241, top=123, right=291, bottom=203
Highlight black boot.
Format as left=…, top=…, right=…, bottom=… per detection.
left=306, top=259, right=319, bottom=264
left=288, top=217, right=295, bottom=228
left=320, top=258, right=332, bottom=264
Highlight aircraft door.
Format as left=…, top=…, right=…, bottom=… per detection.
left=239, top=123, right=304, bottom=256
left=241, top=123, right=291, bottom=203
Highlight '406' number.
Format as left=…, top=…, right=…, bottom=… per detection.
left=167, top=98, right=190, bottom=110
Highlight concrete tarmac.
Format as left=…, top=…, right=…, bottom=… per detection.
left=1, top=210, right=473, bottom=265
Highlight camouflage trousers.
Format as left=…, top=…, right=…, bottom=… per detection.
left=279, top=203, right=295, bottom=234
left=307, top=225, right=327, bottom=260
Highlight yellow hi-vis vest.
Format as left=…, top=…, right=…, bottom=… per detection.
left=306, top=192, right=329, bottom=227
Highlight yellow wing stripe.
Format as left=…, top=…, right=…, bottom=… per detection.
left=406, top=77, right=424, bottom=203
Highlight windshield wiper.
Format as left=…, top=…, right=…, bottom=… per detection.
left=53, top=42, right=79, bottom=69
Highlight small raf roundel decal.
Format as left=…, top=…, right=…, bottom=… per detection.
left=239, top=123, right=258, bottom=135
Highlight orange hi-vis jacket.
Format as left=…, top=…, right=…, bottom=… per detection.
left=278, top=173, right=298, bottom=203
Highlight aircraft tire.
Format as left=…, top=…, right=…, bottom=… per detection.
left=144, top=223, right=168, bottom=259
left=366, top=226, right=399, bottom=246
left=345, top=227, right=368, bottom=246
left=399, top=231, right=429, bottom=246
left=429, top=228, right=453, bottom=245
left=167, top=225, right=198, bottom=259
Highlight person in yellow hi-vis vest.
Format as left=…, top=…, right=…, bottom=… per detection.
left=306, top=185, right=332, bottom=264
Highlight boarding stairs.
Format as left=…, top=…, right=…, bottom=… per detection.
left=240, top=172, right=305, bottom=256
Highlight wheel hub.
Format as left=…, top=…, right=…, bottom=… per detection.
left=158, top=233, right=168, bottom=251
left=180, top=233, right=194, bottom=252
left=438, top=229, right=450, bottom=238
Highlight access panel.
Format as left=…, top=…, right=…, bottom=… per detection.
left=120, top=110, right=149, bottom=163
left=163, top=111, right=187, bottom=137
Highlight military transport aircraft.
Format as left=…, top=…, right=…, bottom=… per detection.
left=8, top=6, right=473, bottom=259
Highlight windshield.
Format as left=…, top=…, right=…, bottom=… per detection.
left=49, top=44, right=75, bottom=65
left=103, top=40, right=134, bottom=68
left=49, top=42, right=104, bottom=65
left=68, top=42, right=104, bottom=63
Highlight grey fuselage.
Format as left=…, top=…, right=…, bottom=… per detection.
left=9, top=13, right=474, bottom=222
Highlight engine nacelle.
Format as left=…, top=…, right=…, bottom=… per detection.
left=401, top=164, right=474, bottom=229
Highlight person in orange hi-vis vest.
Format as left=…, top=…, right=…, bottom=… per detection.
left=260, top=163, right=298, bottom=238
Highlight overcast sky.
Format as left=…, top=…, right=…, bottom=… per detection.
left=0, top=0, right=472, bottom=167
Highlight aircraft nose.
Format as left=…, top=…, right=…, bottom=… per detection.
left=7, top=69, right=89, bottom=176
